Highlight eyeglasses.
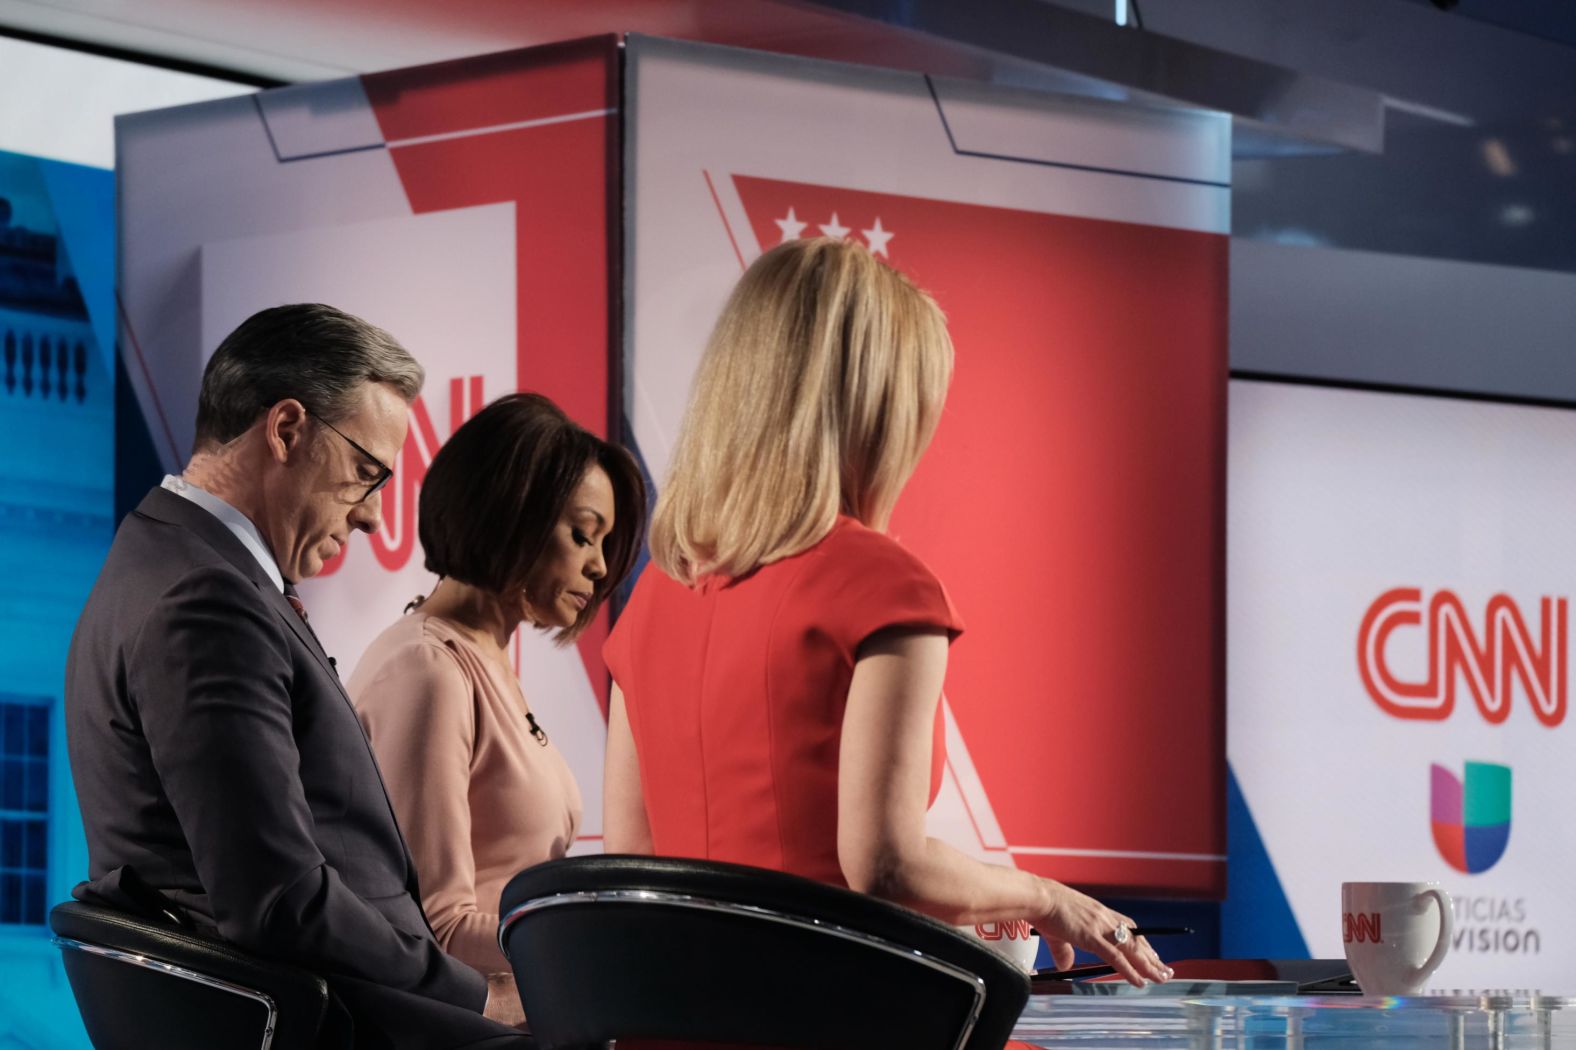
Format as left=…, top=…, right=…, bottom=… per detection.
left=308, top=411, right=394, bottom=503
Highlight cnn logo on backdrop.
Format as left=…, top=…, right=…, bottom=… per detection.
left=319, top=374, right=487, bottom=578
left=1358, top=588, right=1567, bottom=727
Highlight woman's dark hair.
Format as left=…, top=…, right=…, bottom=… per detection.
left=418, top=393, right=647, bottom=644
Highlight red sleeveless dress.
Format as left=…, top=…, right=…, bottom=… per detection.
left=605, top=515, right=964, bottom=883
left=605, top=518, right=1041, bottom=1046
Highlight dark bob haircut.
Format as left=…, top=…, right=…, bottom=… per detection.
left=418, top=393, right=646, bottom=644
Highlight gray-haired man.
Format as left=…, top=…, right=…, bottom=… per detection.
left=66, top=304, right=526, bottom=1048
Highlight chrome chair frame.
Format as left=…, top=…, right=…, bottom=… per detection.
left=49, top=901, right=330, bottom=1050
left=497, top=855, right=1030, bottom=1050
left=54, top=936, right=278, bottom=1050
left=502, top=888, right=986, bottom=1050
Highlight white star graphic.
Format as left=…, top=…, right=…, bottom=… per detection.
left=775, top=207, right=807, bottom=243
left=862, top=217, right=894, bottom=257
left=819, top=212, right=850, bottom=239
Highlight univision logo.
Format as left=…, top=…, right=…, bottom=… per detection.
left=1430, top=761, right=1512, bottom=874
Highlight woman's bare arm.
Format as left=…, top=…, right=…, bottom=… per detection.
left=603, top=682, right=655, bottom=854
left=836, top=628, right=1171, bottom=986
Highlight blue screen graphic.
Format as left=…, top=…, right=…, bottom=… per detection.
left=0, top=146, right=113, bottom=1049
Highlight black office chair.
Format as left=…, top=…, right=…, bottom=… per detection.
left=50, top=901, right=331, bottom=1050
left=498, top=855, right=1031, bottom=1050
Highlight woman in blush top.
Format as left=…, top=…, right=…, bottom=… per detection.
left=603, top=238, right=1172, bottom=989
left=349, top=393, right=645, bottom=1013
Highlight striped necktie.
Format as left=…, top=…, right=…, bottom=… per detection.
left=283, top=583, right=309, bottom=623
left=283, top=583, right=336, bottom=672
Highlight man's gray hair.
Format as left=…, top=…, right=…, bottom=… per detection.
left=193, top=303, right=425, bottom=450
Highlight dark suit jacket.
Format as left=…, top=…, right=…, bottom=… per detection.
left=66, top=487, right=500, bottom=1041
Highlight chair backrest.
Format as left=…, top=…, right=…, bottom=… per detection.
left=498, top=855, right=1030, bottom=1050
left=50, top=901, right=330, bottom=1050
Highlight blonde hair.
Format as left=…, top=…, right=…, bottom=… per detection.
left=650, top=237, right=953, bottom=585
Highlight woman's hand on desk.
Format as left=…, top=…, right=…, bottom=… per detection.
left=1035, top=882, right=1173, bottom=987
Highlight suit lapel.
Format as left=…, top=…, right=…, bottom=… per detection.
left=135, top=487, right=344, bottom=688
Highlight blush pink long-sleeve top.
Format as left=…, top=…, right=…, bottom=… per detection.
left=348, top=612, right=581, bottom=975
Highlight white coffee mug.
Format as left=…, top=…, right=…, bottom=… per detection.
left=1341, top=881, right=1453, bottom=996
left=957, top=919, right=1040, bottom=973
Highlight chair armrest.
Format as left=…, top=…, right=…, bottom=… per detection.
left=50, top=901, right=329, bottom=1020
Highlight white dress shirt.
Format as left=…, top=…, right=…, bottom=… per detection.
left=161, top=474, right=285, bottom=594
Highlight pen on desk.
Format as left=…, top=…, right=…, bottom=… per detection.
left=1029, top=925, right=1195, bottom=940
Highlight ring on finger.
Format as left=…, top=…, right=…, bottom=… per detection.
left=1110, top=924, right=1130, bottom=946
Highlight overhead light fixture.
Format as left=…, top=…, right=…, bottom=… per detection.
left=805, top=0, right=1389, bottom=153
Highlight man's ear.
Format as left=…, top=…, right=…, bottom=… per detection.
left=263, top=399, right=310, bottom=465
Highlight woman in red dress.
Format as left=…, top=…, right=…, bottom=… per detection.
left=603, top=237, right=1171, bottom=988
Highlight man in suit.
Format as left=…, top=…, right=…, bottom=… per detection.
left=66, top=304, right=527, bottom=1048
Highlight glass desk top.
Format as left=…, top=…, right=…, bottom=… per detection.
left=1011, top=991, right=1576, bottom=1048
